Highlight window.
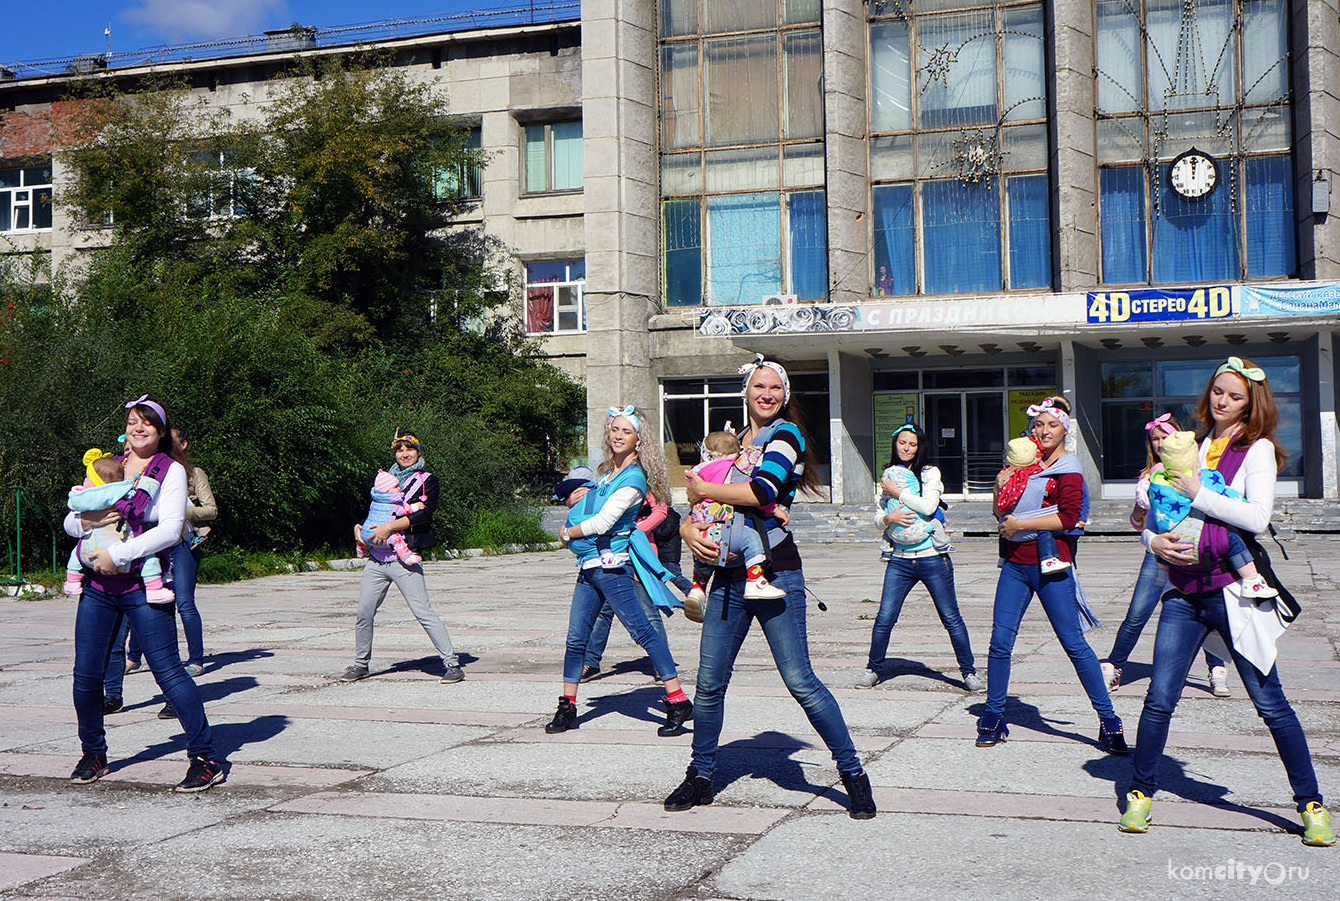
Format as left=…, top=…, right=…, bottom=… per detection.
left=1099, top=356, right=1303, bottom=480
left=868, top=1, right=1050, bottom=296
left=185, top=151, right=252, bottom=220
left=0, top=164, right=54, bottom=232
left=523, top=121, right=582, bottom=193
left=434, top=126, right=483, bottom=201
left=659, top=2, right=827, bottom=306
left=1095, top=0, right=1293, bottom=284
left=525, top=260, right=586, bottom=334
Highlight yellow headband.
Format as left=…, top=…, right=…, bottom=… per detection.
left=83, top=448, right=115, bottom=486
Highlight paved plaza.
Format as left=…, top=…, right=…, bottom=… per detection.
left=2, top=535, right=1338, bottom=900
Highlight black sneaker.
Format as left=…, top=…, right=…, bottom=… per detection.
left=103, top=696, right=124, bottom=715
left=440, top=665, right=465, bottom=684
left=544, top=697, right=578, bottom=734
left=173, top=756, right=225, bottom=793
left=157, top=702, right=178, bottom=720
left=578, top=665, right=600, bottom=683
left=840, top=769, right=878, bottom=820
left=70, top=752, right=108, bottom=785
left=664, top=766, right=714, bottom=811
left=657, top=698, right=693, bottom=737
left=339, top=665, right=369, bottom=682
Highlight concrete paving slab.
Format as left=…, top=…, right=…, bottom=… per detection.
left=0, top=852, right=90, bottom=893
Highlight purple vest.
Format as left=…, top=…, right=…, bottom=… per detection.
left=86, top=453, right=173, bottom=596
left=1167, top=440, right=1251, bottom=596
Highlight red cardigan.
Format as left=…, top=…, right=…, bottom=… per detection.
left=999, top=471, right=1083, bottom=565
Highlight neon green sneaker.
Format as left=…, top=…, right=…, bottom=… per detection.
left=1301, top=802, right=1336, bottom=847
left=1118, top=790, right=1152, bottom=834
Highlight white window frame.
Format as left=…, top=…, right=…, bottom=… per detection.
left=524, top=260, right=587, bottom=335
left=0, top=164, right=54, bottom=233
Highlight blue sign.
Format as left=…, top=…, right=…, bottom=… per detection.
left=1240, top=284, right=1340, bottom=317
left=1086, top=286, right=1234, bottom=323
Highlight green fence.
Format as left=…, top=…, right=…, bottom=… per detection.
left=3, top=486, right=60, bottom=588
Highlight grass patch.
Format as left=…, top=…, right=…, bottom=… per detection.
left=197, top=547, right=336, bottom=583
left=457, top=509, right=552, bottom=550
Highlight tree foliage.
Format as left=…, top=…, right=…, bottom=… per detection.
left=1, top=60, right=581, bottom=559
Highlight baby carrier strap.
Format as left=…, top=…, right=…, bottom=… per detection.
left=400, top=471, right=431, bottom=505
left=112, top=453, right=173, bottom=530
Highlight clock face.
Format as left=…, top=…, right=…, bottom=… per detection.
left=1169, top=150, right=1218, bottom=200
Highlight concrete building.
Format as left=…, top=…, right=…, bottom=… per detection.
left=5, top=1, right=1340, bottom=502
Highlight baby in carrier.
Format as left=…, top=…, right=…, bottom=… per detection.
left=63, top=449, right=174, bottom=603
left=685, top=430, right=785, bottom=605
left=357, top=470, right=427, bottom=566
left=878, top=464, right=952, bottom=562
left=1146, top=430, right=1277, bottom=599
left=995, top=436, right=1070, bottom=575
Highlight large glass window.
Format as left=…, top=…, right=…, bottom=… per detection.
left=868, top=1, right=1051, bottom=296
left=1099, top=356, right=1303, bottom=480
left=185, top=151, right=254, bottom=221
left=523, top=121, right=582, bottom=193
left=0, top=164, right=54, bottom=232
left=434, top=126, right=483, bottom=201
left=659, top=2, right=826, bottom=306
left=1095, top=0, right=1294, bottom=284
left=525, top=260, right=586, bottom=335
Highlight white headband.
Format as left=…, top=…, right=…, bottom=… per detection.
left=607, top=404, right=641, bottom=434
left=738, top=353, right=791, bottom=405
left=1026, top=397, right=1071, bottom=431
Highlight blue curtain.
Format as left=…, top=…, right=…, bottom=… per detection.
left=1100, top=167, right=1147, bottom=284
left=922, top=178, right=1001, bottom=294
left=788, top=190, right=828, bottom=300
left=872, top=184, right=915, bottom=295
left=663, top=200, right=702, bottom=307
left=706, top=192, right=782, bottom=305
left=1007, top=174, right=1051, bottom=288
left=1244, top=155, right=1295, bottom=278
left=1152, top=161, right=1240, bottom=283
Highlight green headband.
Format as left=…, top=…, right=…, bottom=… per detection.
left=1215, top=356, right=1265, bottom=383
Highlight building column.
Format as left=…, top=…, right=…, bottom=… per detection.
left=1050, top=0, right=1099, bottom=290
left=822, top=0, right=870, bottom=307
left=1293, top=0, right=1340, bottom=279
left=828, top=350, right=875, bottom=505
left=581, top=0, right=660, bottom=462
left=1059, top=340, right=1101, bottom=491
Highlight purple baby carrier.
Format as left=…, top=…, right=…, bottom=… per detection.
left=86, top=452, right=174, bottom=595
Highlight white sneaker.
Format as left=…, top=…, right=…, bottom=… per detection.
left=962, top=672, right=986, bottom=693
left=1240, top=577, right=1278, bottom=600
left=1101, top=661, right=1121, bottom=692
left=744, top=576, right=786, bottom=600
left=1040, top=557, right=1072, bottom=574
left=1209, top=665, right=1230, bottom=698
left=855, top=668, right=879, bottom=688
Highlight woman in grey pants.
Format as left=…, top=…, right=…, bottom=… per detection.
left=339, top=429, right=463, bottom=684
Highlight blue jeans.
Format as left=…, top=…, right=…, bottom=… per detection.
left=866, top=553, right=976, bottom=676
left=564, top=567, right=678, bottom=685
left=985, top=561, right=1115, bottom=720
left=1104, top=551, right=1224, bottom=672
left=1131, top=588, right=1321, bottom=811
left=123, top=541, right=205, bottom=668
left=582, top=579, right=673, bottom=673
left=692, top=518, right=766, bottom=584
left=690, top=567, right=860, bottom=778
left=1035, top=530, right=1059, bottom=562
left=74, top=583, right=215, bottom=759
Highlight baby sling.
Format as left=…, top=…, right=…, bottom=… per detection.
left=87, top=452, right=174, bottom=595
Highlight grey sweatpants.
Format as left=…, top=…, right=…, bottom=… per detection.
left=353, top=558, right=457, bottom=667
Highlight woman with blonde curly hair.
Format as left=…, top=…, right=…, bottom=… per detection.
left=546, top=406, right=693, bottom=738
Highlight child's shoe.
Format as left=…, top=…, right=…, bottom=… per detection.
left=1301, top=802, right=1337, bottom=847
left=144, top=577, right=175, bottom=605
left=63, top=573, right=84, bottom=596
left=744, top=572, right=786, bottom=600
left=355, top=543, right=368, bottom=559
left=1040, top=557, right=1072, bottom=574
left=1240, top=576, right=1279, bottom=600
left=1118, top=790, right=1153, bottom=833
left=396, top=546, right=423, bottom=566
left=878, top=548, right=893, bottom=564
left=1101, top=661, right=1121, bottom=691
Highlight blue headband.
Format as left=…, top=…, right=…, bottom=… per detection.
left=607, top=405, right=641, bottom=434
left=891, top=424, right=917, bottom=439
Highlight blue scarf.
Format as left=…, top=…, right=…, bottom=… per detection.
left=390, top=457, right=426, bottom=487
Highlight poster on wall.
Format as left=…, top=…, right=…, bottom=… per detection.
left=872, top=393, right=919, bottom=462
left=1007, top=388, right=1055, bottom=439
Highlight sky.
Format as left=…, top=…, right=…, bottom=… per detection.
left=3, top=2, right=555, bottom=66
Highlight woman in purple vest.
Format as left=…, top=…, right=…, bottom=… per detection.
left=65, top=397, right=223, bottom=792
left=1118, top=358, right=1333, bottom=846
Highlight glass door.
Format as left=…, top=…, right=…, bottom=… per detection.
left=923, top=393, right=964, bottom=494
left=965, top=393, right=1005, bottom=493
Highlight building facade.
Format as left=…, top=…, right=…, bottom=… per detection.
left=4, top=1, right=1340, bottom=501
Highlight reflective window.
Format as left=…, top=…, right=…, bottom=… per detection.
left=1, top=164, right=54, bottom=232
left=523, top=121, right=582, bottom=193
left=525, top=260, right=586, bottom=334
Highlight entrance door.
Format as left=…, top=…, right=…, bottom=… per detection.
left=923, top=391, right=1005, bottom=495
left=923, top=393, right=964, bottom=494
